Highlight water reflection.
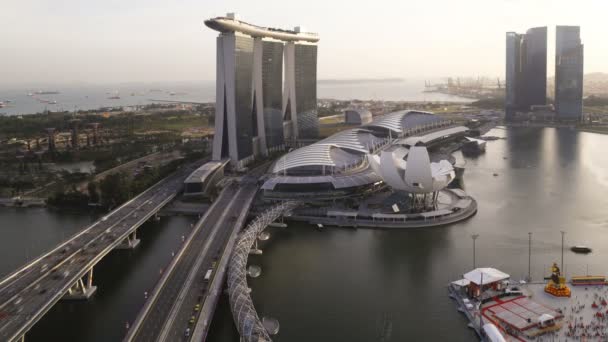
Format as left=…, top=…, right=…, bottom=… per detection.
left=209, top=127, right=608, bottom=342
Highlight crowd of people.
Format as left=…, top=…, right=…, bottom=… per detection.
left=563, top=289, right=608, bottom=339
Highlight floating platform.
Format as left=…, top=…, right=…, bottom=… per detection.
left=450, top=282, right=608, bottom=341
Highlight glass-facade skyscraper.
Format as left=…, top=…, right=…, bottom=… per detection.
left=233, top=35, right=254, bottom=160
left=521, top=27, right=547, bottom=108
left=206, top=14, right=319, bottom=169
left=555, top=26, right=584, bottom=121
left=505, top=32, right=522, bottom=121
left=294, top=44, right=319, bottom=139
left=505, top=27, right=547, bottom=121
left=261, top=40, right=285, bottom=151
left=212, top=33, right=255, bottom=166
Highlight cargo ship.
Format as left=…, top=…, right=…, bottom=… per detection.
left=34, top=90, right=60, bottom=95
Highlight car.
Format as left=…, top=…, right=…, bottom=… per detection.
left=185, top=328, right=190, bottom=337
left=189, top=316, right=195, bottom=324
left=194, top=304, right=200, bottom=311
left=204, top=269, right=213, bottom=282
left=505, top=286, right=524, bottom=296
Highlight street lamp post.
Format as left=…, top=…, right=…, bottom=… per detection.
left=528, top=232, right=532, bottom=282
left=471, top=234, right=479, bottom=269
left=560, top=231, right=565, bottom=276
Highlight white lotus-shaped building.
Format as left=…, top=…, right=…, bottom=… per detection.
left=368, top=146, right=455, bottom=193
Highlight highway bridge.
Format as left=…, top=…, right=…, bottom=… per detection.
left=126, top=172, right=261, bottom=342
left=0, top=164, right=198, bottom=342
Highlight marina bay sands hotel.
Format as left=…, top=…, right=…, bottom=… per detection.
left=205, top=13, right=319, bottom=169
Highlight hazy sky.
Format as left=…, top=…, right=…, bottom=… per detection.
left=2, top=0, right=607, bottom=85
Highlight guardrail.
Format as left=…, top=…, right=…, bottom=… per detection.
left=0, top=168, right=179, bottom=289
left=5, top=177, right=184, bottom=342
left=122, top=184, right=232, bottom=342
left=191, top=184, right=259, bottom=341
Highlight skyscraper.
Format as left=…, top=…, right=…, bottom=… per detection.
left=259, top=40, right=285, bottom=153
left=212, top=32, right=255, bottom=166
left=505, top=32, right=522, bottom=121
left=205, top=14, right=319, bottom=169
left=555, top=26, right=584, bottom=121
left=505, top=27, right=547, bottom=121
left=283, top=40, right=319, bottom=140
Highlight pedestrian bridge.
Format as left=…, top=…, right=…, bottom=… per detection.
left=227, top=201, right=302, bottom=342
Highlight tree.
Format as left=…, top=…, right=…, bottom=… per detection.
left=99, top=172, right=131, bottom=209
left=87, top=181, right=100, bottom=204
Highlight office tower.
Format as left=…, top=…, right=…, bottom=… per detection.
left=555, top=26, right=584, bottom=121
left=283, top=40, right=319, bottom=140
left=205, top=14, right=319, bottom=169
left=505, top=27, right=547, bottom=121
left=213, top=32, right=255, bottom=166
left=505, top=32, right=522, bottom=121
left=254, top=39, right=285, bottom=156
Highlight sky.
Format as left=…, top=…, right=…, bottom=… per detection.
left=1, top=0, right=608, bottom=85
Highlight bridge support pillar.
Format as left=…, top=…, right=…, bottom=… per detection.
left=116, top=231, right=140, bottom=250
left=63, top=268, right=97, bottom=300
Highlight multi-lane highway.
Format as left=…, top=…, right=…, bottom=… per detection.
left=0, top=164, right=197, bottom=342
left=126, top=179, right=259, bottom=342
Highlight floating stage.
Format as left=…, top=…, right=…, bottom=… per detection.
left=450, top=274, right=608, bottom=341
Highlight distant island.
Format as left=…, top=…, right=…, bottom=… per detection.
left=318, top=78, right=404, bottom=84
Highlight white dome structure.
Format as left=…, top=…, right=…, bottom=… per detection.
left=368, top=146, right=455, bottom=193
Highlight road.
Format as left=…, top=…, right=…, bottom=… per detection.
left=0, top=163, right=198, bottom=342
left=127, top=181, right=258, bottom=341
left=127, top=166, right=266, bottom=342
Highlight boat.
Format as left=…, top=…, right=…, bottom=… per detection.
left=571, top=275, right=606, bottom=286
left=571, top=245, right=592, bottom=254
left=462, top=139, right=486, bottom=156
left=34, top=90, right=60, bottom=95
